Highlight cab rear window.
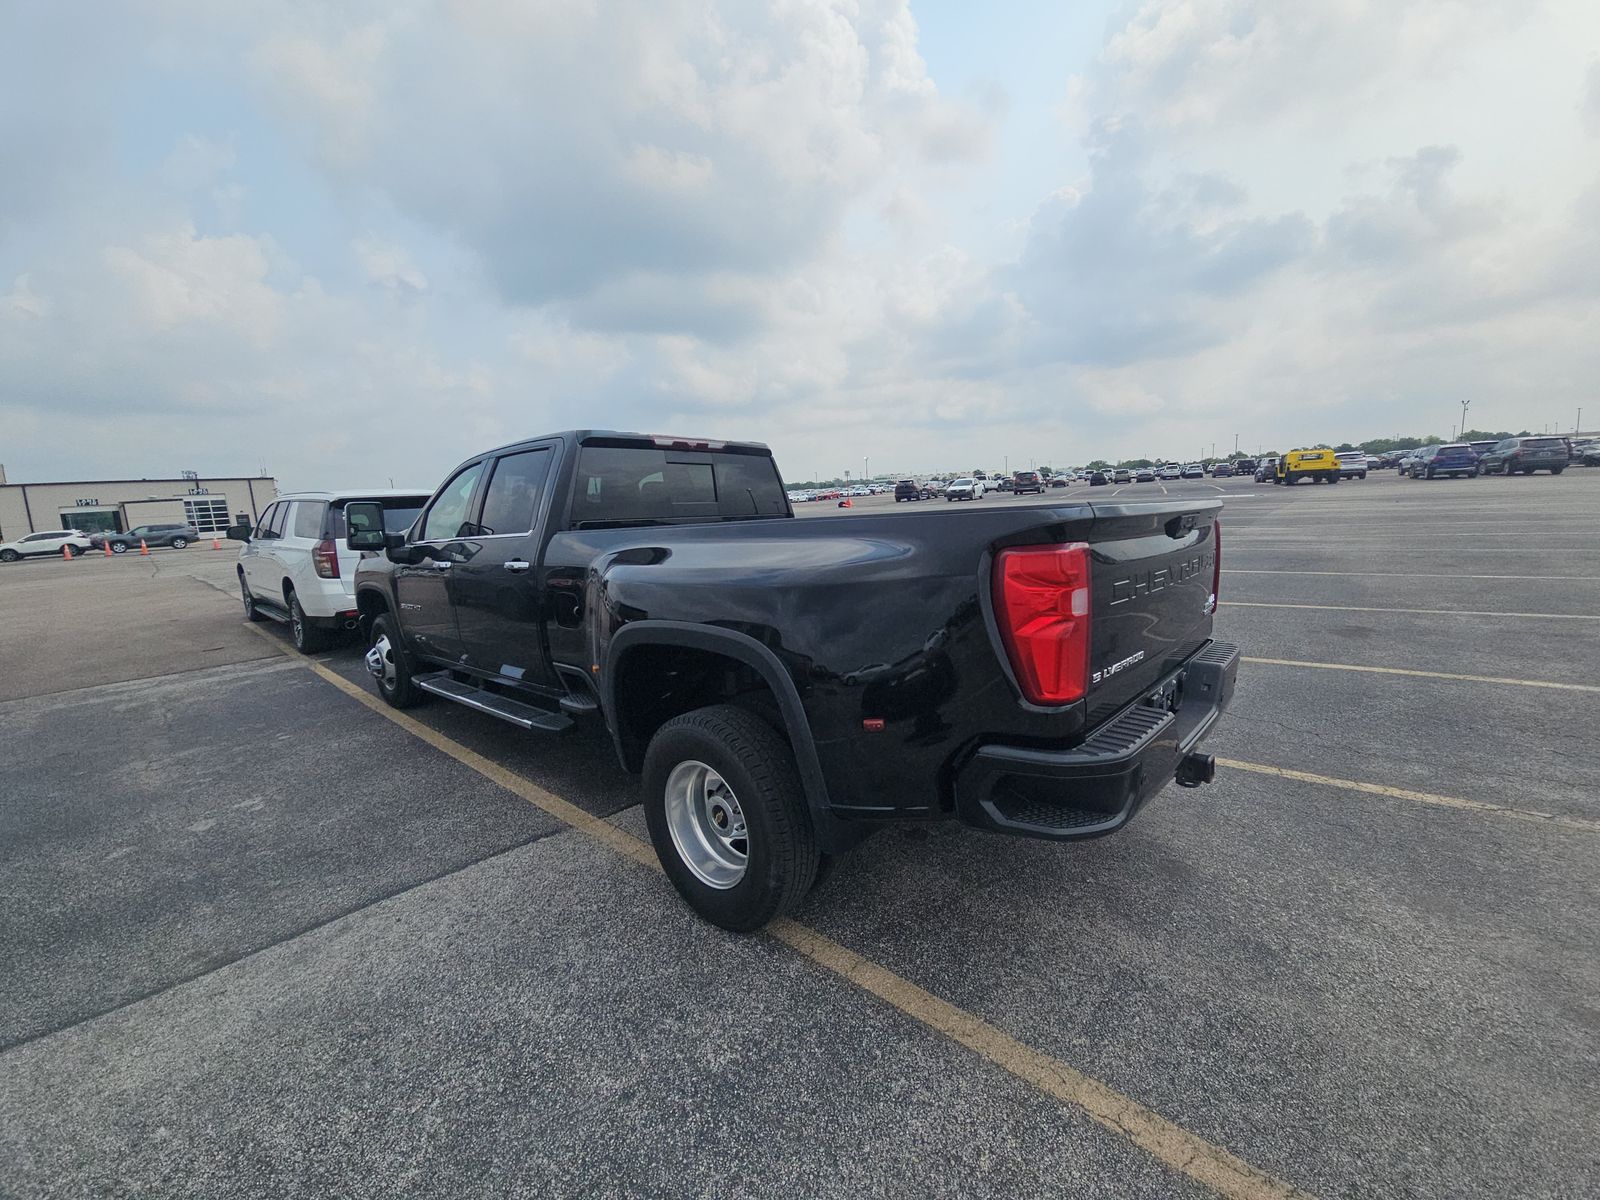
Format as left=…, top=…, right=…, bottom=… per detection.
left=573, top=445, right=788, bottom=527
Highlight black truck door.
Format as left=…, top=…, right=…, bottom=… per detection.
left=395, top=459, right=487, bottom=662
left=451, top=444, right=559, bottom=688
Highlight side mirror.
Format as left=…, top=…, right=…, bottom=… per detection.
left=344, top=501, right=387, bottom=551
left=226, top=524, right=252, bottom=542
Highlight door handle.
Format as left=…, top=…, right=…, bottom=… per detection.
left=430, top=559, right=452, bottom=570
left=503, top=560, right=531, bottom=573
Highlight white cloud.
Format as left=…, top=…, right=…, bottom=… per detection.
left=353, top=236, right=428, bottom=293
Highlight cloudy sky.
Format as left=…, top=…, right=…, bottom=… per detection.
left=2, top=0, right=1597, bottom=488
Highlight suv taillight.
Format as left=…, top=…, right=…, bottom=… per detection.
left=992, top=543, right=1091, bottom=705
left=1209, top=520, right=1222, bottom=614
left=313, top=538, right=340, bottom=579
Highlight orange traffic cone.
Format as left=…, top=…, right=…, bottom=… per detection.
left=63, top=544, right=74, bottom=561
left=103, top=541, right=112, bottom=557
left=838, top=498, right=853, bottom=508
left=211, top=538, right=222, bottom=550
left=139, top=539, right=150, bottom=555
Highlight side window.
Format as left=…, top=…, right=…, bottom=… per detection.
left=477, top=449, right=554, bottom=536
left=253, top=504, right=280, bottom=539
left=269, top=504, right=290, bottom=537
left=292, top=501, right=325, bottom=540
left=421, top=462, right=486, bottom=542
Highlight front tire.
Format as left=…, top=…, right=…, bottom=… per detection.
left=367, top=613, right=424, bottom=709
left=170, top=537, right=188, bottom=550
left=643, top=704, right=819, bottom=932
left=240, top=574, right=264, bottom=622
left=111, top=542, right=129, bottom=554
left=0, top=549, right=19, bottom=563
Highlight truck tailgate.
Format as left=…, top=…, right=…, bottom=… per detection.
left=1081, top=502, right=1221, bottom=721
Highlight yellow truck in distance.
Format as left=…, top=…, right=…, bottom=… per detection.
left=1274, top=449, right=1342, bottom=486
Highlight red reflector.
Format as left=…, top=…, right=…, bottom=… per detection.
left=313, top=538, right=340, bottom=579
left=992, top=543, right=1091, bottom=705
left=862, top=718, right=885, bottom=732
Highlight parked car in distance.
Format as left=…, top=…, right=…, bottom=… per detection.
left=344, top=427, right=1236, bottom=932
left=0, top=529, right=94, bottom=562
left=1134, top=467, right=1156, bottom=482
left=1157, top=463, right=1182, bottom=480
left=1577, top=442, right=1600, bottom=467
left=945, top=478, right=984, bottom=501
left=229, top=489, right=431, bottom=653
left=1088, top=470, right=1110, bottom=486
left=1011, top=470, right=1044, bottom=494
left=993, top=476, right=1014, bottom=492
left=1477, top=436, right=1570, bottom=475
left=1467, top=441, right=1498, bottom=461
left=1335, top=451, right=1369, bottom=480
left=1253, top=458, right=1278, bottom=482
left=1048, top=475, right=1069, bottom=488
left=1408, top=444, right=1478, bottom=479
left=1181, top=463, right=1205, bottom=479
left=90, top=523, right=200, bottom=553
left=1274, top=449, right=1341, bottom=485
left=1112, top=468, right=1132, bottom=484
left=1210, top=462, right=1233, bottom=478
left=1233, top=458, right=1257, bottom=475
left=894, top=479, right=931, bottom=501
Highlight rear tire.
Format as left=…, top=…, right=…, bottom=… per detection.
left=111, top=542, right=128, bottom=554
left=170, top=537, right=188, bottom=549
left=1551, top=466, right=1564, bottom=475
left=288, top=590, right=328, bottom=654
left=643, top=704, right=818, bottom=933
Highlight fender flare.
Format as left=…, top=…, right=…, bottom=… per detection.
left=603, top=620, right=831, bottom=822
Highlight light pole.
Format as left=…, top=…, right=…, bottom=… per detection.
left=1460, top=399, right=1471, bottom=441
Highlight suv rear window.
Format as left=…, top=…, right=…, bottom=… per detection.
left=1522, top=438, right=1564, bottom=449
left=1439, top=444, right=1469, bottom=453
left=573, top=445, right=788, bottom=527
left=326, top=497, right=429, bottom=539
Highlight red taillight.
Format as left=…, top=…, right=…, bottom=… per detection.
left=1209, top=519, right=1221, bottom=613
left=313, top=538, right=340, bottom=579
left=992, top=543, right=1091, bottom=706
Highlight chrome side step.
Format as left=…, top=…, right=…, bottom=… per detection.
left=413, top=672, right=574, bottom=733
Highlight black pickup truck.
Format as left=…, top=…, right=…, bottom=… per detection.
left=346, top=430, right=1237, bottom=931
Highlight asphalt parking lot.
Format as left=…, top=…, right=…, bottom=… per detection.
left=2, top=469, right=1597, bottom=1198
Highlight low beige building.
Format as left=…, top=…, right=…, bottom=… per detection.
left=0, top=467, right=278, bottom=541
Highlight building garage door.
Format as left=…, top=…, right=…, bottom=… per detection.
left=183, top=496, right=231, bottom=534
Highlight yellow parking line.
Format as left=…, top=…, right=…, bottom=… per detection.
left=243, top=624, right=1310, bottom=1200
left=1217, top=759, right=1600, bottom=834
left=1225, top=601, right=1600, bottom=620
left=1241, top=656, right=1600, bottom=694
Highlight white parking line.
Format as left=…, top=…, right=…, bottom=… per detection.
left=1219, top=759, right=1600, bottom=834
left=1225, top=601, right=1600, bottom=620
left=1228, top=579, right=1593, bottom=588
left=1241, top=656, right=1600, bottom=694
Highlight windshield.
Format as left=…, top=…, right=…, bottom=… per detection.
left=573, top=444, right=788, bottom=527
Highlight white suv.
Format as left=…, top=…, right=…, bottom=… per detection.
left=0, top=529, right=95, bottom=562
left=233, top=489, right=430, bottom=652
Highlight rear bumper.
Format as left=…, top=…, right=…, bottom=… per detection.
left=954, top=641, right=1239, bottom=842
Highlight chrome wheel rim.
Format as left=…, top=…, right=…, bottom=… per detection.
left=240, top=578, right=252, bottom=613
left=664, top=760, right=748, bottom=889
left=366, top=633, right=397, bottom=691
left=291, top=604, right=305, bottom=644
